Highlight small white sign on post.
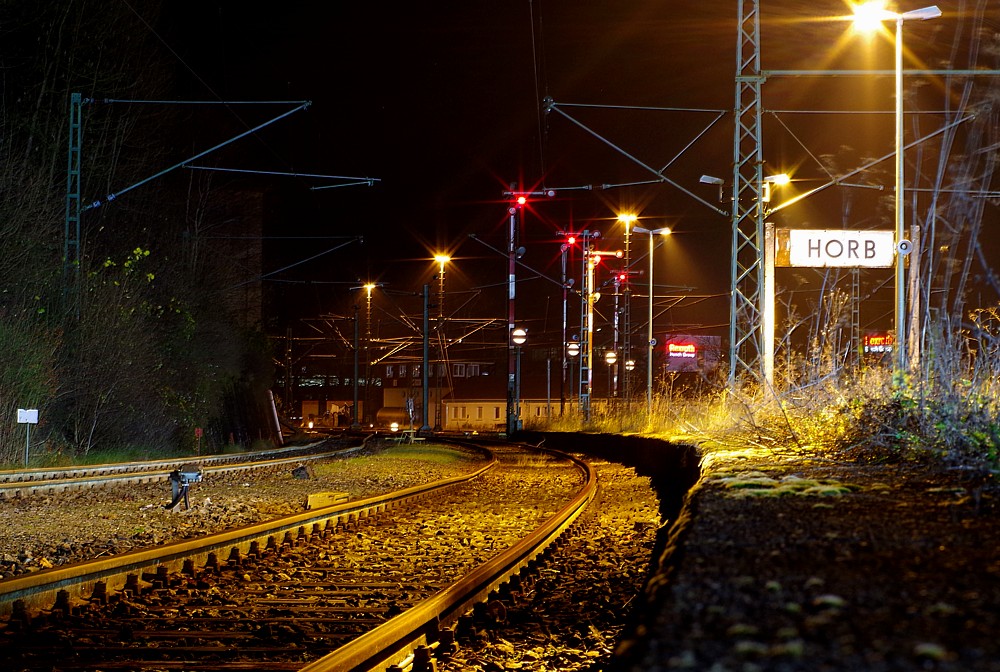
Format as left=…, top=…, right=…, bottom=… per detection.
left=17, top=409, right=38, bottom=425
left=17, top=408, right=38, bottom=466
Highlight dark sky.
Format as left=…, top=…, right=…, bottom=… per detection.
left=161, top=1, right=1000, bottom=344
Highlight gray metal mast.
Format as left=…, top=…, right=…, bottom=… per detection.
left=729, top=0, right=766, bottom=386
left=64, top=93, right=83, bottom=302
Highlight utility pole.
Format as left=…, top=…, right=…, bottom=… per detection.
left=351, top=304, right=360, bottom=429
left=501, top=186, right=554, bottom=434
left=434, top=255, right=449, bottom=431
left=580, top=231, right=595, bottom=421
left=559, top=239, right=572, bottom=415
left=421, top=285, right=431, bottom=432
left=730, top=0, right=766, bottom=386
left=505, top=185, right=521, bottom=437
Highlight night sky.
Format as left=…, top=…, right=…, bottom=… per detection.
left=158, top=1, right=1000, bottom=348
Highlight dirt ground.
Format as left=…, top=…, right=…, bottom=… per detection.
left=612, top=448, right=1000, bottom=672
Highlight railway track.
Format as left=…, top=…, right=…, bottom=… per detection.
left=0, top=438, right=366, bottom=499
left=0, top=440, right=596, bottom=672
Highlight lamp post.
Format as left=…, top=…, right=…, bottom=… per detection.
left=604, top=349, right=618, bottom=400
left=558, top=237, right=575, bottom=415
left=566, top=339, right=580, bottom=411
left=351, top=304, right=360, bottom=429
left=420, top=284, right=432, bottom=432
left=617, top=213, right=637, bottom=402
left=512, top=327, right=527, bottom=431
left=853, top=2, right=941, bottom=381
left=760, top=174, right=788, bottom=390
left=433, top=254, right=449, bottom=430
left=363, top=282, right=377, bottom=425
left=632, top=226, right=671, bottom=416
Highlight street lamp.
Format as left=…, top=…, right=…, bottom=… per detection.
left=853, top=1, right=941, bottom=381
left=604, top=349, right=618, bottom=399
left=617, top=213, right=637, bottom=402
left=632, top=226, right=671, bottom=416
left=363, top=282, right=377, bottom=424
left=512, top=327, right=527, bottom=431
left=566, top=339, right=580, bottom=410
left=433, top=253, right=450, bottom=430
left=557, top=236, right=577, bottom=415
left=434, top=254, right=450, bottom=315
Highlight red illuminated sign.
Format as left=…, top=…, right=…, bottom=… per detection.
left=663, top=334, right=721, bottom=373
left=668, top=343, right=697, bottom=358
left=863, top=332, right=895, bottom=354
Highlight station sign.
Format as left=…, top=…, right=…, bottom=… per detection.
left=663, top=334, right=721, bottom=373
left=776, top=229, right=894, bottom=268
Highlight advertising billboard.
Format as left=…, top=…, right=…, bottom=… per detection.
left=663, top=334, right=722, bottom=373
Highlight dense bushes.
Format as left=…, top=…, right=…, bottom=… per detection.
left=0, top=0, right=273, bottom=465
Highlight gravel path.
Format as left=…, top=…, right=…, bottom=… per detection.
left=615, top=448, right=1000, bottom=672
left=0, top=442, right=490, bottom=579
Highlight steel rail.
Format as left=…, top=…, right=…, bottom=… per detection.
left=299, top=442, right=597, bottom=672
left=0, top=440, right=369, bottom=498
left=0, top=439, right=338, bottom=483
left=0, top=447, right=496, bottom=619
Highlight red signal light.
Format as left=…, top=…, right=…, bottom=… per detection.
left=516, top=195, right=527, bottom=206
left=567, top=236, right=576, bottom=245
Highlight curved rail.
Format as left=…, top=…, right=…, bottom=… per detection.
left=299, top=441, right=597, bottom=672
left=0, top=445, right=497, bottom=620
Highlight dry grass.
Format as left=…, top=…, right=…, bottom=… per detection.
left=528, top=358, right=1000, bottom=475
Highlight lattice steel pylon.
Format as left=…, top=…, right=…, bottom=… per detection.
left=729, top=0, right=766, bottom=387
left=64, top=92, right=83, bottom=313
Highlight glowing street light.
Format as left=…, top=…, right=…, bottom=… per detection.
left=512, top=327, right=527, bottom=432
left=433, top=253, right=450, bottom=430
left=632, top=225, right=671, bottom=416
left=604, top=349, right=618, bottom=399
left=362, top=282, right=378, bottom=425
left=759, top=173, right=789, bottom=390
left=434, top=253, right=451, bottom=317
left=853, top=1, right=941, bottom=381
left=617, top=213, right=637, bottom=401
left=566, top=339, right=580, bottom=410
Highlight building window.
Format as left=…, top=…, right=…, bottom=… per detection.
left=467, top=364, right=480, bottom=377
left=398, top=364, right=407, bottom=377
left=477, top=406, right=483, bottom=420
left=386, top=365, right=394, bottom=378
left=453, top=363, right=466, bottom=378
left=494, top=407, right=501, bottom=420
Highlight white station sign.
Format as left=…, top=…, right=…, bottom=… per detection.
left=776, top=229, right=895, bottom=268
